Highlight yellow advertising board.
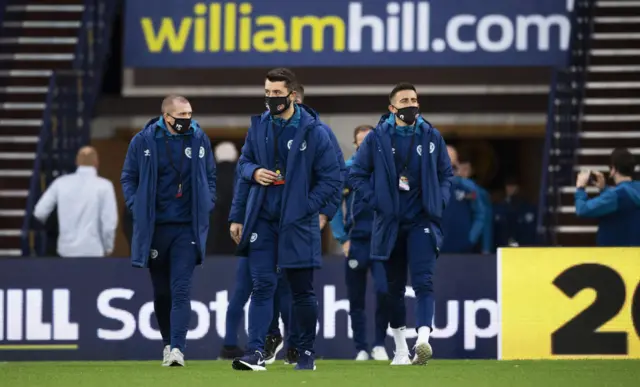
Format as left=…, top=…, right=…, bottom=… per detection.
left=499, top=248, right=640, bottom=360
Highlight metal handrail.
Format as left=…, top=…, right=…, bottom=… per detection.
left=0, top=0, right=6, bottom=37
left=537, top=0, right=597, bottom=245
left=20, top=0, right=120, bottom=256
left=537, top=70, right=560, bottom=244
left=21, top=75, right=57, bottom=256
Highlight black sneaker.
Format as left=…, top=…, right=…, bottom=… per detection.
left=284, top=348, right=299, bottom=365
left=219, top=345, right=244, bottom=360
left=264, top=335, right=284, bottom=364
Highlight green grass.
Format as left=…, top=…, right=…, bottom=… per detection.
left=1, top=360, right=639, bottom=387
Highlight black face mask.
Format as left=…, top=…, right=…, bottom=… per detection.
left=167, top=115, right=191, bottom=134
left=265, top=93, right=292, bottom=116
left=394, top=106, right=419, bottom=125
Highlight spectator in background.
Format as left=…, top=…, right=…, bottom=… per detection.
left=575, top=148, right=640, bottom=246
left=493, top=176, right=537, bottom=248
left=208, top=141, right=239, bottom=255
left=34, top=146, right=118, bottom=257
left=457, top=155, right=493, bottom=253
left=441, top=145, right=487, bottom=254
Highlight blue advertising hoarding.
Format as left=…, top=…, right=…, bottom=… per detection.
left=0, top=255, right=497, bottom=361
left=123, top=0, right=573, bottom=68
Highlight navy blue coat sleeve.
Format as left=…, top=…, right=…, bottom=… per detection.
left=121, top=134, right=141, bottom=211
left=308, top=128, right=342, bottom=216
left=237, top=128, right=262, bottom=182
left=436, top=134, right=454, bottom=210
left=348, top=133, right=376, bottom=207
left=319, top=125, right=346, bottom=218
left=229, top=166, right=249, bottom=224
left=203, top=135, right=217, bottom=210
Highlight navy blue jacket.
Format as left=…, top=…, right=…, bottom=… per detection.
left=231, top=106, right=342, bottom=268
left=575, top=181, right=640, bottom=246
left=493, top=196, right=537, bottom=248
left=330, top=157, right=374, bottom=243
left=475, top=184, right=493, bottom=253
left=441, top=176, right=487, bottom=253
left=121, top=117, right=216, bottom=268
left=319, top=118, right=347, bottom=219
left=348, top=114, right=454, bottom=260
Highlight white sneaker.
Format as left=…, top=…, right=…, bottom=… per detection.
left=371, top=346, right=389, bottom=361
left=355, top=350, right=370, bottom=361
left=390, top=351, right=412, bottom=365
left=412, top=342, right=433, bottom=365
left=169, top=348, right=185, bottom=367
left=161, top=345, right=171, bottom=366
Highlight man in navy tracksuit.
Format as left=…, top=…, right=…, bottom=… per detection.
left=229, top=68, right=342, bottom=371
left=121, top=95, right=216, bottom=367
left=219, top=170, right=251, bottom=360
left=575, top=148, right=640, bottom=246
left=330, top=124, right=390, bottom=361
left=493, top=177, right=537, bottom=248
left=457, top=156, right=493, bottom=253
left=441, top=146, right=487, bottom=253
left=263, top=83, right=346, bottom=365
left=221, top=84, right=346, bottom=365
left=349, top=83, right=454, bottom=366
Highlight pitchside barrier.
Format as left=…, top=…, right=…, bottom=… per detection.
left=0, top=249, right=638, bottom=361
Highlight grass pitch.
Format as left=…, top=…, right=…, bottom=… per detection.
left=1, top=360, right=639, bottom=387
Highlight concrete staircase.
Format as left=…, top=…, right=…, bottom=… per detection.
left=554, top=0, right=640, bottom=246
left=0, top=0, right=83, bottom=256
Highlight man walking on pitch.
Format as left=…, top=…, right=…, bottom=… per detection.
left=263, top=83, right=346, bottom=365
left=330, top=124, right=390, bottom=361
left=229, top=68, right=342, bottom=371
left=121, top=95, right=217, bottom=367
left=349, top=83, right=454, bottom=366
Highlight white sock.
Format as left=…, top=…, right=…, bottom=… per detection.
left=391, top=327, right=409, bottom=353
left=417, top=326, right=431, bottom=344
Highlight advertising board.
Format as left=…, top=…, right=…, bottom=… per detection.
left=123, top=0, right=573, bottom=68
left=499, top=248, right=640, bottom=360
left=0, top=255, right=497, bottom=360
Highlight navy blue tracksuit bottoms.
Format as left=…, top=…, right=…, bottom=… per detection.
left=268, top=271, right=300, bottom=350
left=247, top=218, right=316, bottom=354
left=148, top=223, right=198, bottom=351
left=223, top=256, right=251, bottom=347
left=347, top=238, right=388, bottom=352
left=385, top=223, right=437, bottom=331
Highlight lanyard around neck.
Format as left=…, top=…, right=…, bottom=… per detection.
left=391, top=126, right=417, bottom=173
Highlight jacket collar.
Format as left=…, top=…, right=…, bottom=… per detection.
left=75, top=166, right=97, bottom=176
left=380, top=113, right=428, bottom=135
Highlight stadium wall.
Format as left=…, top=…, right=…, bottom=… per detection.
left=0, top=249, right=638, bottom=361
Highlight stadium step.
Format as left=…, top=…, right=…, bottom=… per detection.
left=0, top=1, right=84, bottom=256
left=588, top=65, right=640, bottom=82
left=545, top=1, right=640, bottom=247
left=578, top=132, right=640, bottom=147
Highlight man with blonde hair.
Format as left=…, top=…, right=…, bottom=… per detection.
left=121, top=95, right=217, bottom=367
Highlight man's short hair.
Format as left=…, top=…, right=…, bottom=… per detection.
left=296, top=84, right=305, bottom=96
left=611, top=148, right=636, bottom=176
left=266, top=68, right=298, bottom=93
left=161, top=95, right=189, bottom=113
left=389, top=82, right=417, bottom=102
left=353, top=124, right=373, bottom=142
